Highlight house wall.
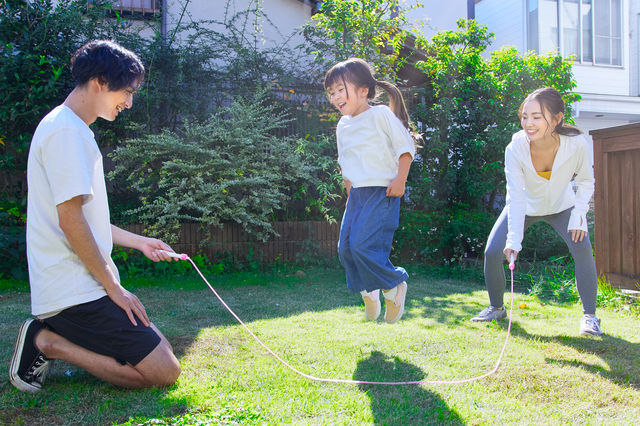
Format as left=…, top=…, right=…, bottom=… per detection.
left=630, top=0, right=640, bottom=95
left=162, top=0, right=312, bottom=48
left=475, top=0, right=526, bottom=53
left=573, top=64, right=630, bottom=96
left=405, top=0, right=470, bottom=38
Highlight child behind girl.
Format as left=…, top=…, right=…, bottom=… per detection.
left=324, top=58, right=417, bottom=324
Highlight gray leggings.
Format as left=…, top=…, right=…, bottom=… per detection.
left=484, top=207, right=597, bottom=315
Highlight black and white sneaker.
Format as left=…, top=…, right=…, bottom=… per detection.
left=9, top=318, right=52, bottom=392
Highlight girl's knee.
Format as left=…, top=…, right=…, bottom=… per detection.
left=349, top=240, right=371, bottom=259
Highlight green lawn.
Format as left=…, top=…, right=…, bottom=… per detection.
left=1, top=266, right=640, bottom=425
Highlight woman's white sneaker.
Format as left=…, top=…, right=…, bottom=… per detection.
left=580, top=315, right=602, bottom=336
left=471, top=306, right=507, bottom=322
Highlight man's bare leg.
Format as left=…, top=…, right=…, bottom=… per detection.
left=34, top=323, right=181, bottom=389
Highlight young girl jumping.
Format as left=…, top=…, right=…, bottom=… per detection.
left=472, top=87, right=601, bottom=336
left=324, top=58, right=416, bottom=324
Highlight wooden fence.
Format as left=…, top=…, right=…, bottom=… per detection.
left=122, top=221, right=341, bottom=263
left=590, top=123, right=640, bottom=290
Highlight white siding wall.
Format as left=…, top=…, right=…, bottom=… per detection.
left=573, top=64, right=630, bottom=95
left=475, top=0, right=526, bottom=54
left=405, top=0, right=469, bottom=38
left=164, top=0, right=312, bottom=48
left=630, top=1, right=640, bottom=96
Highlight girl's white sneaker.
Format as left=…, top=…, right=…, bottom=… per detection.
left=361, top=289, right=381, bottom=320
left=382, top=282, right=407, bottom=324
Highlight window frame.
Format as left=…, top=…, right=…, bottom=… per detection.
left=527, top=0, right=624, bottom=68
left=87, top=0, right=162, bottom=19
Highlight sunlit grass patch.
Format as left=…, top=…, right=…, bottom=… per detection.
left=2, top=266, right=640, bottom=425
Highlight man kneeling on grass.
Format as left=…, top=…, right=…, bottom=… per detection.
left=9, top=40, right=181, bottom=392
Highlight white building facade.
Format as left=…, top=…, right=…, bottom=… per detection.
left=475, top=0, right=640, bottom=138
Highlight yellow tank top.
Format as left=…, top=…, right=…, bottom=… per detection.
left=537, top=170, right=551, bottom=180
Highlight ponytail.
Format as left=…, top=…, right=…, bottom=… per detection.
left=375, top=79, right=422, bottom=144
left=554, top=116, right=582, bottom=136
left=374, top=79, right=410, bottom=130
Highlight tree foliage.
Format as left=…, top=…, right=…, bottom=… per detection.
left=116, top=0, right=315, bottom=137
left=401, top=19, right=580, bottom=263
left=298, top=0, right=425, bottom=80
left=0, top=0, right=136, bottom=204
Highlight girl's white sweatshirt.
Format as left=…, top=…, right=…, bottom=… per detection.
left=336, top=105, right=415, bottom=188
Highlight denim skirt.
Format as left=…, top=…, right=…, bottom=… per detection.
left=338, top=186, right=408, bottom=293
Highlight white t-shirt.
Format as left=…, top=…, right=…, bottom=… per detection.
left=27, top=105, right=117, bottom=316
left=504, top=130, right=594, bottom=252
left=336, top=105, right=415, bottom=188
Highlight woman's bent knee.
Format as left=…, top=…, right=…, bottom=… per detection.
left=484, top=244, right=504, bottom=262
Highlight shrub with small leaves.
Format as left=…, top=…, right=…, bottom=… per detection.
left=110, top=91, right=320, bottom=243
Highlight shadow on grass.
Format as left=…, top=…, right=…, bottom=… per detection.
left=500, top=321, right=640, bottom=390
left=0, top=268, right=484, bottom=425
left=168, top=267, right=488, bottom=329
left=353, top=351, right=465, bottom=426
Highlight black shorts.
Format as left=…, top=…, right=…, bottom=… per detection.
left=43, top=296, right=161, bottom=366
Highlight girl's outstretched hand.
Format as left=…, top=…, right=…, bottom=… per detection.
left=569, top=229, right=587, bottom=243
left=386, top=178, right=406, bottom=197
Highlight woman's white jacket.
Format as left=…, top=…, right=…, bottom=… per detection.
left=504, top=130, right=594, bottom=252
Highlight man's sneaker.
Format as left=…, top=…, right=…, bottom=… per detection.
left=580, top=315, right=602, bottom=336
left=9, top=318, right=51, bottom=392
left=471, top=306, right=508, bottom=322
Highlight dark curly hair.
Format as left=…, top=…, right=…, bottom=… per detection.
left=70, top=40, right=144, bottom=91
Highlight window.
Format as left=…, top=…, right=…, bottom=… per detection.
left=528, top=0, right=559, bottom=54
left=87, top=1, right=161, bottom=18
left=563, top=0, right=580, bottom=58
left=527, top=0, right=622, bottom=66
left=594, top=0, right=622, bottom=65
left=581, top=0, right=593, bottom=62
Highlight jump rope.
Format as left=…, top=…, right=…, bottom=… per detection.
left=160, top=250, right=516, bottom=385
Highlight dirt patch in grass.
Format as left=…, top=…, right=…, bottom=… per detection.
left=170, top=335, right=194, bottom=358
left=0, top=407, right=64, bottom=426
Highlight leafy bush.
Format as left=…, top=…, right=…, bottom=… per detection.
left=113, top=248, right=223, bottom=279
left=0, top=0, right=143, bottom=202
left=519, top=222, right=572, bottom=263
left=410, top=19, right=579, bottom=215
left=392, top=207, right=495, bottom=265
left=110, top=91, right=324, bottom=243
left=298, top=0, right=425, bottom=80
left=0, top=219, right=27, bottom=281
left=526, top=262, right=580, bottom=304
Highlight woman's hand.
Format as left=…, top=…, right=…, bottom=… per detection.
left=569, top=229, right=587, bottom=243
left=503, top=248, right=518, bottom=264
